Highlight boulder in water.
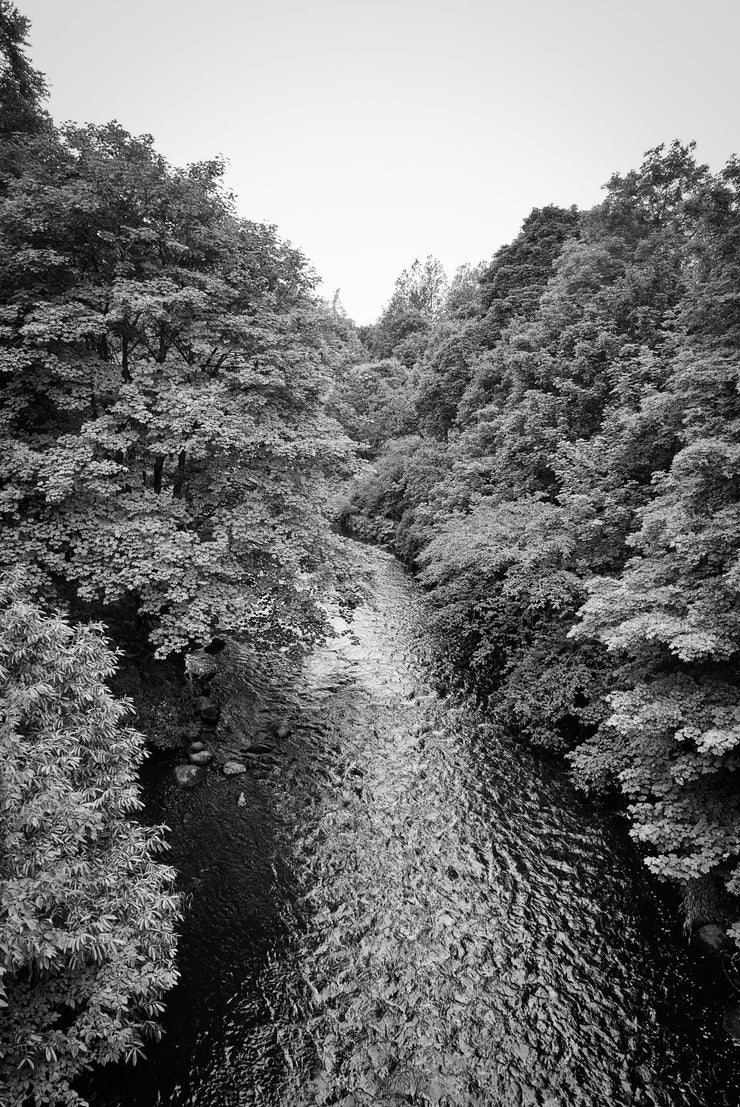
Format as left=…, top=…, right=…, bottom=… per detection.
left=724, top=1005, right=740, bottom=1040
left=189, top=748, right=213, bottom=766
left=173, top=764, right=206, bottom=789
left=237, top=792, right=247, bottom=807
left=694, top=923, right=733, bottom=953
left=189, top=740, right=206, bottom=753
left=223, top=761, right=248, bottom=776
left=194, top=696, right=220, bottom=724
left=274, top=721, right=291, bottom=740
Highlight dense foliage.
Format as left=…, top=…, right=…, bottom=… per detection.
left=341, top=142, right=740, bottom=936
left=326, top=358, right=415, bottom=458
left=0, top=575, right=180, bottom=1106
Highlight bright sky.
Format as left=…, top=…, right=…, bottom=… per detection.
left=19, top=0, right=740, bottom=323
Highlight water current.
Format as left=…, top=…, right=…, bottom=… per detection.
left=110, top=542, right=740, bottom=1107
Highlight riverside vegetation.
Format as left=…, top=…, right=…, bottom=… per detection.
left=2, top=2, right=740, bottom=1103
left=339, top=149, right=740, bottom=945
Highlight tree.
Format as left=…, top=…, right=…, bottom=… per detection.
left=476, top=205, right=580, bottom=342
left=444, top=262, right=484, bottom=321
left=0, top=1, right=48, bottom=140
left=0, top=575, right=180, bottom=1106
left=361, top=257, right=448, bottom=367
left=389, top=255, right=449, bottom=320
left=0, top=121, right=353, bottom=658
left=327, top=358, right=415, bottom=456
left=0, top=0, right=50, bottom=187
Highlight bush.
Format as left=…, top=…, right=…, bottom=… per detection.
left=0, top=575, right=180, bottom=1106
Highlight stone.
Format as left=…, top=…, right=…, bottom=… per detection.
left=194, top=696, right=220, bottom=724
left=241, top=742, right=275, bottom=755
left=274, top=721, right=291, bottom=740
left=724, top=1005, right=740, bottom=1040
left=189, top=740, right=206, bottom=753
left=173, top=764, right=206, bottom=789
left=223, top=761, right=248, bottom=776
left=189, top=749, right=213, bottom=766
left=237, top=792, right=247, bottom=807
left=694, top=923, right=733, bottom=953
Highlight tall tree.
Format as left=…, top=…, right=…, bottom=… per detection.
left=0, top=1, right=47, bottom=138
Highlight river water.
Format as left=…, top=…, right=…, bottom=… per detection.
left=111, top=543, right=740, bottom=1107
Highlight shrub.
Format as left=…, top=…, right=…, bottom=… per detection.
left=0, top=575, right=180, bottom=1106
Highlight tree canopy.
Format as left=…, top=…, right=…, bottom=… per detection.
left=0, top=117, right=354, bottom=657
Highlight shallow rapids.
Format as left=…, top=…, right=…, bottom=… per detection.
left=110, top=543, right=740, bottom=1106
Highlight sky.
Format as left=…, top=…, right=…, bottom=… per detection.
left=19, top=0, right=740, bottom=323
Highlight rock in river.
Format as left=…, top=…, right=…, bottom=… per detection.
left=189, top=749, right=213, bottom=766
left=223, top=761, right=248, bottom=776
left=724, top=1005, right=740, bottom=1040
left=694, top=923, right=733, bottom=953
left=173, top=764, right=206, bottom=789
left=194, top=696, right=220, bottom=724
left=274, top=721, right=291, bottom=739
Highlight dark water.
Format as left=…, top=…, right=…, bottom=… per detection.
left=109, top=543, right=740, bottom=1106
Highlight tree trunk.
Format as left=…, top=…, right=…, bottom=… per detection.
left=122, top=333, right=132, bottom=383
left=174, top=450, right=187, bottom=498
left=153, top=456, right=164, bottom=494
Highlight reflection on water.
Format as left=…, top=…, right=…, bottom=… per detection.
left=111, top=543, right=740, bottom=1106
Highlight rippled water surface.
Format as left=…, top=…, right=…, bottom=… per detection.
left=112, top=543, right=740, bottom=1106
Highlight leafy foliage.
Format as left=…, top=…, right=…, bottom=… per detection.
left=343, top=141, right=740, bottom=937
left=327, top=358, right=415, bottom=457
left=0, top=118, right=354, bottom=657
left=0, top=575, right=180, bottom=1106
left=0, top=0, right=50, bottom=184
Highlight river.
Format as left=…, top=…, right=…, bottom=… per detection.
left=106, top=542, right=740, bottom=1106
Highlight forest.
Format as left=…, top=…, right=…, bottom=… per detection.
left=2, top=2, right=740, bottom=1104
